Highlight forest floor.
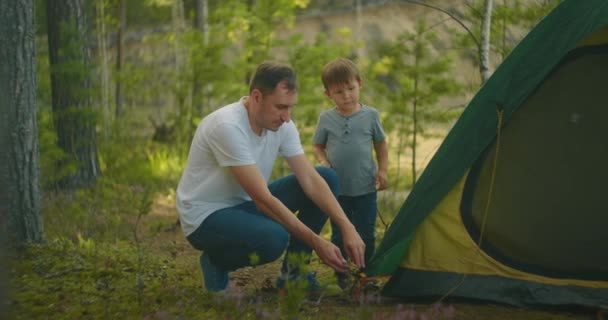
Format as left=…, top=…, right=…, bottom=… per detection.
left=7, top=176, right=600, bottom=320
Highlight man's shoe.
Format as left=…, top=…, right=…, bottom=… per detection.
left=200, top=252, right=229, bottom=292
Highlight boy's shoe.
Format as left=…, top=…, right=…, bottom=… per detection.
left=200, top=252, right=229, bottom=292
left=276, top=271, right=323, bottom=293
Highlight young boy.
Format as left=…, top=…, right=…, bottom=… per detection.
left=313, top=58, right=389, bottom=288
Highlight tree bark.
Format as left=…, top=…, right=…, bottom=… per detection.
left=172, top=0, right=187, bottom=107
left=193, top=0, right=208, bottom=113
left=0, top=0, right=44, bottom=244
left=355, top=0, right=364, bottom=58
left=47, top=0, right=101, bottom=189
left=115, top=0, right=126, bottom=117
left=194, top=0, right=208, bottom=42
left=480, top=0, right=494, bottom=83
left=96, top=0, right=111, bottom=128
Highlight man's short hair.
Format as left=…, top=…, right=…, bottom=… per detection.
left=249, top=62, right=298, bottom=95
left=321, top=58, right=361, bottom=89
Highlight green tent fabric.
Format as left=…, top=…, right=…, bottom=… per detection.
left=367, top=0, right=608, bottom=308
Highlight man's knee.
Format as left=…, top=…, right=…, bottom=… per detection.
left=258, top=227, right=289, bottom=264
left=315, top=166, right=340, bottom=195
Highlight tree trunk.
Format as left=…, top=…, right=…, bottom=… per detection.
left=172, top=0, right=187, bottom=108
left=115, top=0, right=126, bottom=117
left=96, top=0, right=111, bottom=131
left=193, top=0, right=208, bottom=113
left=355, top=0, right=364, bottom=58
left=480, top=0, right=494, bottom=83
left=195, top=0, right=209, bottom=42
left=500, top=0, right=507, bottom=60
left=0, top=0, right=44, bottom=244
left=47, top=0, right=101, bottom=189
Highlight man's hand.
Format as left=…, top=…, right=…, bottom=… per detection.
left=285, top=154, right=365, bottom=269
left=311, top=235, right=349, bottom=273
left=340, top=226, right=366, bottom=268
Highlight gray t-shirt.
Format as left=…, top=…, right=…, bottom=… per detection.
left=313, top=105, right=386, bottom=196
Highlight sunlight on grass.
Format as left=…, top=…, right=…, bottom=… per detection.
left=146, top=148, right=183, bottom=179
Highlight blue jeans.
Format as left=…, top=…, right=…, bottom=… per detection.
left=186, top=166, right=340, bottom=275
left=330, top=192, right=377, bottom=266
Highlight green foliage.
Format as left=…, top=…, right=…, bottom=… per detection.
left=164, top=26, right=241, bottom=153
left=138, top=1, right=315, bottom=156
left=38, top=110, right=77, bottom=189
left=35, top=40, right=52, bottom=107
left=453, top=0, right=561, bottom=66
left=98, top=111, right=184, bottom=187
left=36, top=34, right=76, bottom=190
left=112, top=0, right=174, bottom=27
left=514, top=0, right=561, bottom=29
left=280, top=252, right=315, bottom=318
left=288, top=29, right=355, bottom=127
left=369, top=19, right=462, bottom=186
left=212, top=0, right=310, bottom=82
left=51, top=19, right=92, bottom=101
left=37, top=40, right=100, bottom=190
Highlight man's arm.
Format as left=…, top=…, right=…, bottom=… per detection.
left=285, top=154, right=366, bottom=268
left=374, top=140, right=389, bottom=190
left=229, top=165, right=350, bottom=273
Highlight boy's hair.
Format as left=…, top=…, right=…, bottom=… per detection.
left=321, top=58, right=361, bottom=89
left=249, top=62, right=298, bottom=95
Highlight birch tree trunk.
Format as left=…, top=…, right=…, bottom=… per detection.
left=47, top=0, right=101, bottom=189
left=355, top=0, right=364, bottom=58
left=172, top=0, right=188, bottom=109
left=195, top=0, right=209, bottom=43
left=480, top=0, right=494, bottom=83
left=115, top=0, right=126, bottom=117
left=193, top=0, right=208, bottom=113
left=0, top=0, right=44, bottom=244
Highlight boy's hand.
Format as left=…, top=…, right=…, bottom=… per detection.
left=375, top=171, right=388, bottom=190
left=319, top=159, right=332, bottom=167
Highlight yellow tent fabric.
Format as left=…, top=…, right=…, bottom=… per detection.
left=403, top=175, right=608, bottom=289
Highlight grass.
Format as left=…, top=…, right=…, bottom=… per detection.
left=6, top=112, right=599, bottom=319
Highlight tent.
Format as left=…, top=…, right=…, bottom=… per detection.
left=366, top=0, right=608, bottom=308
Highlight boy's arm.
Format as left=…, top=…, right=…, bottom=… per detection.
left=313, top=144, right=331, bottom=167
left=374, top=140, right=389, bottom=190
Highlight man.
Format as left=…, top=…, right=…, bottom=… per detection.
left=176, top=62, right=366, bottom=292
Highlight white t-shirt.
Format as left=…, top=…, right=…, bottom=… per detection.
left=176, top=98, right=304, bottom=236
